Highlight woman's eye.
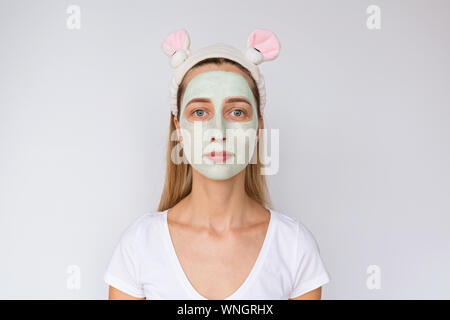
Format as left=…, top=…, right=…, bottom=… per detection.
left=193, top=109, right=206, bottom=117
left=231, top=110, right=244, bottom=117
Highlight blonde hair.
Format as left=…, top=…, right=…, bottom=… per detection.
left=157, top=58, right=272, bottom=211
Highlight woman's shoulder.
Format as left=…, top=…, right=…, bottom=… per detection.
left=117, top=210, right=166, bottom=245
left=270, top=208, right=321, bottom=252
left=270, top=208, right=302, bottom=235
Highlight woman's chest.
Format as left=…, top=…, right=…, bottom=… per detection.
left=140, top=251, right=291, bottom=300
left=138, top=229, right=293, bottom=300
left=173, top=234, right=265, bottom=299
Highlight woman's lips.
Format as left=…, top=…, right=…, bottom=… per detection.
left=204, top=150, right=235, bottom=162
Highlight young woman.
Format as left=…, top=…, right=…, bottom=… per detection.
left=104, top=29, right=330, bottom=300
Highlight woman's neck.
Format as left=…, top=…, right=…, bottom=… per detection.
left=177, top=169, right=258, bottom=230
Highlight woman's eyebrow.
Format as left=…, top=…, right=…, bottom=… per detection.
left=224, top=97, right=251, bottom=104
left=187, top=97, right=212, bottom=105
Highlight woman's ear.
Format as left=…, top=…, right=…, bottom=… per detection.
left=256, top=116, right=263, bottom=141
left=173, top=115, right=183, bottom=143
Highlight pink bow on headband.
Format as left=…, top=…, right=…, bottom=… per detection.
left=162, top=28, right=281, bottom=67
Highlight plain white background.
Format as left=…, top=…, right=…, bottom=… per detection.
left=1, top=0, right=449, bottom=299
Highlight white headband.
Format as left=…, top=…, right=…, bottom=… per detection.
left=161, top=29, right=281, bottom=117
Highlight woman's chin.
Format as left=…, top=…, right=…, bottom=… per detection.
left=192, top=164, right=247, bottom=181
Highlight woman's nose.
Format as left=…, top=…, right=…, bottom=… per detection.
left=210, top=115, right=227, bottom=142
left=211, top=136, right=226, bottom=142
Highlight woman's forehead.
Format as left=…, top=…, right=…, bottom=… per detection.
left=184, top=71, right=252, bottom=98
left=179, top=63, right=257, bottom=110
left=180, top=72, right=256, bottom=113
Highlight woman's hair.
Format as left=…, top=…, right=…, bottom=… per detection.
left=157, top=57, right=272, bottom=211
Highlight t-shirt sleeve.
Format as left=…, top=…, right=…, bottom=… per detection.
left=103, top=217, right=146, bottom=298
left=289, top=220, right=330, bottom=299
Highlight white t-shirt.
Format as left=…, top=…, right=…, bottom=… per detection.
left=104, top=208, right=330, bottom=299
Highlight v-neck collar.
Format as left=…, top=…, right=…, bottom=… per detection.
left=161, top=208, right=276, bottom=300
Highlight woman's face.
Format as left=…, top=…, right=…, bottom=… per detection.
left=175, top=63, right=261, bottom=181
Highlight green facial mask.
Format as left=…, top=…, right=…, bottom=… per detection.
left=179, top=70, right=259, bottom=181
